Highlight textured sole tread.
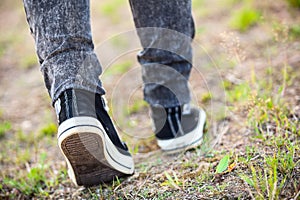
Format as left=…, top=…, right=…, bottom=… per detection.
left=61, top=132, right=126, bottom=186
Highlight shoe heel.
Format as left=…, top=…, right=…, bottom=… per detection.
left=60, top=132, right=124, bottom=186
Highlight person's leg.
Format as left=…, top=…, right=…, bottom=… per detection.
left=23, top=0, right=134, bottom=186
left=23, top=0, right=104, bottom=103
left=129, top=0, right=206, bottom=152
left=129, top=0, right=195, bottom=108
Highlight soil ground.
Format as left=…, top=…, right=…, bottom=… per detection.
left=0, top=0, right=299, bottom=199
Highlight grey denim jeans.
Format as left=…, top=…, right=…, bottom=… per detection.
left=23, top=0, right=195, bottom=108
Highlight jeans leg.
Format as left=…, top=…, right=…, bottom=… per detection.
left=23, top=0, right=105, bottom=104
left=129, top=0, right=195, bottom=108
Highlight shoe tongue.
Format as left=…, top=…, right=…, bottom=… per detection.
left=182, top=103, right=191, bottom=115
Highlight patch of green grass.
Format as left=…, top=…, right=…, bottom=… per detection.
left=0, top=36, right=13, bottom=58
left=192, top=0, right=205, bottom=9
left=236, top=66, right=300, bottom=199
left=111, top=36, right=130, bottom=48
left=247, top=93, right=296, bottom=138
left=0, top=32, right=23, bottom=58
left=222, top=80, right=233, bottom=91
left=201, top=92, right=212, bottom=104
left=0, top=121, right=11, bottom=138
left=105, top=60, right=133, bottom=76
left=127, top=99, right=148, bottom=115
left=196, top=27, right=206, bottom=35
left=3, top=153, right=49, bottom=197
left=182, top=160, right=199, bottom=169
left=289, top=25, right=300, bottom=39
left=15, top=148, right=31, bottom=165
left=192, top=0, right=212, bottom=17
left=229, top=6, right=261, bottom=32
left=83, top=176, right=128, bottom=199
left=16, top=130, right=36, bottom=144
left=239, top=147, right=298, bottom=199
left=286, top=0, right=300, bottom=8
left=0, top=43, right=6, bottom=58
left=20, top=54, right=37, bottom=69
left=161, top=171, right=182, bottom=189
left=225, top=81, right=251, bottom=103
left=238, top=146, right=258, bottom=164
left=100, top=0, right=125, bottom=23
left=39, top=122, right=57, bottom=137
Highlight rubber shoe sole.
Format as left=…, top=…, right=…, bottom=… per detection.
left=156, top=108, right=206, bottom=154
left=57, top=117, right=134, bottom=186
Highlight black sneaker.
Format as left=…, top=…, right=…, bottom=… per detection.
left=150, top=104, right=206, bottom=153
left=54, top=89, right=134, bottom=186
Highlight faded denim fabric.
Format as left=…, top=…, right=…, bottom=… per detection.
left=23, top=0, right=194, bottom=108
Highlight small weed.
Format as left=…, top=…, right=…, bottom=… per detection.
left=0, top=43, right=6, bottom=58
left=0, top=121, right=11, bottom=138
left=272, top=22, right=289, bottom=44
left=3, top=153, right=49, bottom=197
left=0, top=33, right=18, bottom=58
left=222, top=80, right=233, bottom=91
left=239, top=64, right=300, bottom=198
left=16, top=130, right=36, bottom=145
left=289, top=25, right=300, bottom=39
left=20, top=54, right=37, bottom=69
left=39, top=122, right=57, bottom=137
left=15, top=148, right=31, bottom=165
left=286, top=0, right=300, bottom=8
left=192, top=0, right=209, bottom=17
left=216, top=154, right=230, bottom=173
left=182, top=161, right=198, bottom=169
left=239, top=149, right=297, bottom=199
left=224, top=0, right=240, bottom=5
left=100, top=0, right=125, bottom=23
left=161, top=171, right=182, bottom=189
left=229, top=6, right=261, bottom=32
left=226, top=82, right=251, bottom=103
left=87, top=188, right=100, bottom=200
left=238, top=146, right=258, bottom=164
left=111, top=36, right=130, bottom=48
left=220, top=32, right=246, bottom=64
left=127, top=99, right=148, bottom=115
left=201, top=92, right=212, bottom=104
left=192, top=0, right=205, bottom=9
left=196, top=27, right=206, bottom=35
left=105, top=60, right=133, bottom=76
left=240, top=174, right=254, bottom=187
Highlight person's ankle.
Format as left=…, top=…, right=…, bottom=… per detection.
left=54, top=88, right=129, bottom=151
left=151, top=103, right=206, bottom=152
left=54, top=88, right=98, bottom=124
left=150, top=104, right=188, bottom=139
